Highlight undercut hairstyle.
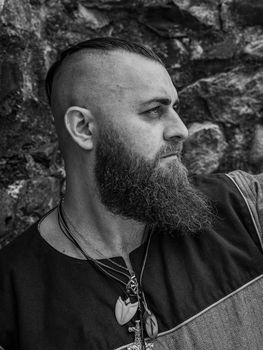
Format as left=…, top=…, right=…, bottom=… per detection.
left=45, top=37, right=164, bottom=105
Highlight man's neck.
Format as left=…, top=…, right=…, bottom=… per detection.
left=60, top=188, right=146, bottom=261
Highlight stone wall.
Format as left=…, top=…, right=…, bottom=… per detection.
left=1, top=0, right=263, bottom=245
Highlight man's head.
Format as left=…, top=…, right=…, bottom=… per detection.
left=46, top=37, right=213, bottom=234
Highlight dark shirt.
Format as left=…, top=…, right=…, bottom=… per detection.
left=1, top=172, right=263, bottom=350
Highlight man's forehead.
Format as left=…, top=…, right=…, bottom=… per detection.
left=52, top=50, right=176, bottom=112
left=85, top=51, right=173, bottom=97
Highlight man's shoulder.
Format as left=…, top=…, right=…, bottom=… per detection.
left=192, top=170, right=263, bottom=197
left=191, top=171, right=263, bottom=215
left=227, top=169, right=263, bottom=192
left=0, top=223, right=40, bottom=270
left=194, top=170, right=263, bottom=250
left=191, top=172, right=234, bottom=196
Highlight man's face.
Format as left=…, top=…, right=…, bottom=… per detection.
left=85, top=51, right=212, bottom=233
left=88, top=51, right=188, bottom=166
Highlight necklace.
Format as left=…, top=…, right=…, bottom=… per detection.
left=58, top=200, right=133, bottom=286
left=57, top=199, right=158, bottom=349
left=128, top=321, right=154, bottom=350
left=60, top=198, right=150, bottom=273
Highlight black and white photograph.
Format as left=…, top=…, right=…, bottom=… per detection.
left=1, top=0, right=263, bottom=349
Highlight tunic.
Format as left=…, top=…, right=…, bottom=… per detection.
left=1, top=171, right=263, bottom=349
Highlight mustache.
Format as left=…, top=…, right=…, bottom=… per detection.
left=156, top=142, right=183, bottom=160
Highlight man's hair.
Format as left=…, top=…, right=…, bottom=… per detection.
left=45, top=37, right=164, bottom=105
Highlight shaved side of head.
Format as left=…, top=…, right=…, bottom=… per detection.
left=50, top=50, right=121, bottom=158
left=50, top=51, right=162, bottom=153
left=50, top=51, right=104, bottom=131
left=47, top=38, right=164, bottom=127
left=45, top=38, right=164, bottom=161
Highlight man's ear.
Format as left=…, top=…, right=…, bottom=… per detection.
left=64, top=106, right=95, bottom=150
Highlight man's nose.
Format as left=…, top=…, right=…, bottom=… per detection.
left=163, top=110, right=188, bottom=142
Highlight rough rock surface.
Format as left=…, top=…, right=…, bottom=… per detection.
left=249, top=124, right=263, bottom=171
left=183, top=122, right=227, bottom=174
left=1, top=0, right=263, bottom=245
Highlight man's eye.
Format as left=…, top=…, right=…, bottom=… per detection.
left=145, top=106, right=161, bottom=118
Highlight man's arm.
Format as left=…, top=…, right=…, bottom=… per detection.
left=226, top=170, right=263, bottom=251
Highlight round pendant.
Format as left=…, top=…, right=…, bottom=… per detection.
left=144, top=310, right=158, bottom=339
left=115, top=296, right=139, bottom=325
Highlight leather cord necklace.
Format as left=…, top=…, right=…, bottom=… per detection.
left=57, top=199, right=158, bottom=349
left=60, top=199, right=136, bottom=273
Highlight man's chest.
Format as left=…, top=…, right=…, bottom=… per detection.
left=16, top=227, right=263, bottom=350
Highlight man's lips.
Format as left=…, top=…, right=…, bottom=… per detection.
left=161, top=152, right=180, bottom=159
left=159, top=143, right=183, bottom=159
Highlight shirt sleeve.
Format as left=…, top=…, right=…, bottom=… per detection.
left=226, top=170, right=263, bottom=252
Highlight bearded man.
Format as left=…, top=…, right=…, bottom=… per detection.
left=1, top=38, right=263, bottom=350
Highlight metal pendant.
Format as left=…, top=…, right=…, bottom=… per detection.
left=115, top=296, right=139, bottom=325
left=143, top=310, right=158, bottom=339
left=128, top=320, right=154, bottom=350
left=126, top=274, right=139, bottom=296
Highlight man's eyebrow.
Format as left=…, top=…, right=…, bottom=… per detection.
left=141, top=97, right=178, bottom=106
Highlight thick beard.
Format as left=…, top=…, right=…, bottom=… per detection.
left=95, top=123, right=213, bottom=235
